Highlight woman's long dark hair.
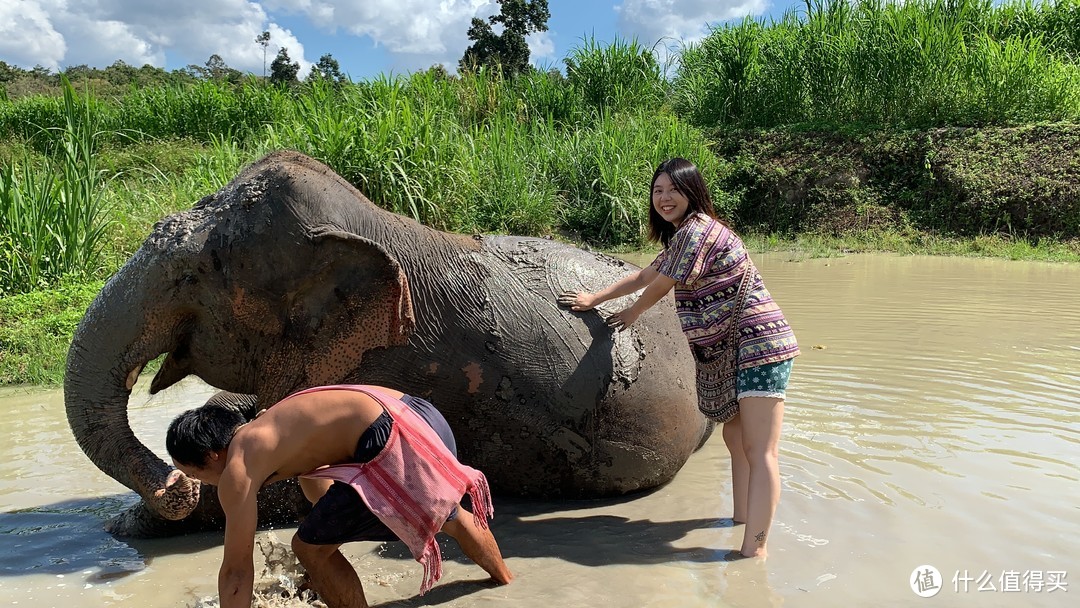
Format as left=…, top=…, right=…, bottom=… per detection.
left=647, top=158, right=718, bottom=247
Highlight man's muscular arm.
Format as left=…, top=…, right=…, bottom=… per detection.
left=217, top=458, right=260, bottom=608
left=441, top=506, right=513, bottom=585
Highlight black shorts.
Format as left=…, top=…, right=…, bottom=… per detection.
left=295, top=394, right=458, bottom=545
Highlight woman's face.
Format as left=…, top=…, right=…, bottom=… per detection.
left=652, top=172, right=690, bottom=226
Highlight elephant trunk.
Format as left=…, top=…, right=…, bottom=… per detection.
left=64, top=255, right=200, bottom=523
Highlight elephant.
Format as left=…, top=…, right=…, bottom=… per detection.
left=64, top=150, right=710, bottom=537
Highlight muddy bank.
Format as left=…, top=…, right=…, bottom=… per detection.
left=714, top=123, right=1080, bottom=239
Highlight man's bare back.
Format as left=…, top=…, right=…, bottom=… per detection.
left=231, top=387, right=405, bottom=489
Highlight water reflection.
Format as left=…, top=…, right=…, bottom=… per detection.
left=0, top=496, right=143, bottom=578
left=2, top=254, right=1079, bottom=607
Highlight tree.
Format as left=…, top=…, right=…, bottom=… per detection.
left=136, top=63, right=178, bottom=87
left=459, top=0, right=549, bottom=77
left=269, top=47, right=300, bottom=85
left=182, top=55, right=236, bottom=82
left=0, top=60, right=21, bottom=83
left=255, top=30, right=271, bottom=77
left=102, top=60, right=135, bottom=85
left=183, top=63, right=209, bottom=80
left=62, top=64, right=94, bottom=81
left=425, top=64, right=451, bottom=81
left=205, top=54, right=227, bottom=79
left=308, top=53, right=345, bottom=84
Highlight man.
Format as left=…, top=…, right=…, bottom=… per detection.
left=166, top=384, right=513, bottom=608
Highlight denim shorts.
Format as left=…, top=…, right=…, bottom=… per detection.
left=737, top=359, right=793, bottom=400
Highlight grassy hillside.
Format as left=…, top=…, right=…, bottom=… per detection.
left=2, top=0, right=1079, bottom=386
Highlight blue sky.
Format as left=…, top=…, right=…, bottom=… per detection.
left=1, top=1, right=802, bottom=81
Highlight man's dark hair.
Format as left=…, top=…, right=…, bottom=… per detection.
left=647, top=157, right=720, bottom=247
left=166, top=404, right=246, bottom=467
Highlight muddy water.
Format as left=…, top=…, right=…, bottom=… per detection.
left=1, top=253, right=1077, bottom=607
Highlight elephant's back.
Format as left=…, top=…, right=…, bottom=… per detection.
left=480, top=236, right=647, bottom=299
left=463, top=236, right=704, bottom=496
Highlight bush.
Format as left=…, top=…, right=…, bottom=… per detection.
left=673, top=0, right=1080, bottom=130
left=0, top=282, right=102, bottom=385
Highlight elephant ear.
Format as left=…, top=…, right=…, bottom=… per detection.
left=279, top=227, right=415, bottom=385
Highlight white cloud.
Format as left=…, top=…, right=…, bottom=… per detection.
left=616, top=0, right=768, bottom=47
left=59, top=17, right=164, bottom=69
left=2, top=0, right=312, bottom=76
left=264, top=0, right=494, bottom=72
left=528, top=31, right=557, bottom=66
left=0, top=0, right=67, bottom=70
left=0, top=1, right=569, bottom=78
left=265, top=1, right=562, bottom=74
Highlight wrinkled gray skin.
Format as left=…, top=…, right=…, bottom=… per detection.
left=65, top=151, right=709, bottom=537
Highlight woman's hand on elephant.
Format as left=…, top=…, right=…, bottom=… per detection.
left=605, top=307, right=640, bottom=332
left=557, top=290, right=599, bottom=311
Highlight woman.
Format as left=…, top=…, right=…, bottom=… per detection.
left=558, top=157, right=799, bottom=558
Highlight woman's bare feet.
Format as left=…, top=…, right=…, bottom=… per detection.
left=722, top=547, right=766, bottom=561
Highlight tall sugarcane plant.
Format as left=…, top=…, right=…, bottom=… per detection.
left=0, top=77, right=112, bottom=295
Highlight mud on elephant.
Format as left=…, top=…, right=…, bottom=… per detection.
left=64, top=151, right=709, bottom=537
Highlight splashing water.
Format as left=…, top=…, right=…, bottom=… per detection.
left=191, top=532, right=325, bottom=608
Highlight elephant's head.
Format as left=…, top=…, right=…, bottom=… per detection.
left=65, top=151, right=414, bottom=522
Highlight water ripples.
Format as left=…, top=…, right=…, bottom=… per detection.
left=755, top=254, right=1080, bottom=521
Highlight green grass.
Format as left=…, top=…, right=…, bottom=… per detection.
left=1, top=4, right=1076, bottom=262
left=565, top=35, right=666, bottom=116
left=673, top=0, right=1080, bottom=130
left=0, top=281, right=102, bottom=385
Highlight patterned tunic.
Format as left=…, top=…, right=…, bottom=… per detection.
left=650, top=213, right=800, bottom=369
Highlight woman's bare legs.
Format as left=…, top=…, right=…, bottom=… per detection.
left=735, top=396, right=785, bottom=558
left=722, top=417, right=750, bottom=524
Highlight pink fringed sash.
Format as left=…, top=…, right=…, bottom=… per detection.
left=295, top=385, right=492, bottom=594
